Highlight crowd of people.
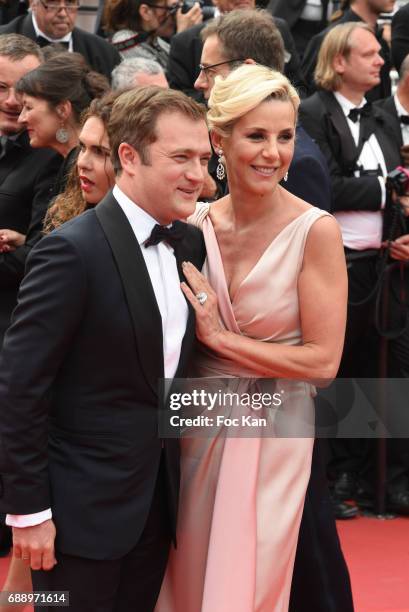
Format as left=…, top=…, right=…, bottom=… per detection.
left=0, top=0, right=408, bottom=611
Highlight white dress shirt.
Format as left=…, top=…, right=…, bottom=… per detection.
left=31, top=12, right=73, bottom=51
left=300, top=0, right=334, bottom=21
left=7, top=185, right=188, bottom=528
left=333, top=92, right=387, bottom=250
left=394, top=93, right=409, bottom=146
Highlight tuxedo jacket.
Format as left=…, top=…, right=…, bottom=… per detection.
left=301, top=9, right=392, bottom=101
left=0, top=132, right=62, bottom=345
left=391, top=3, right=409, bottom=74
left=166, top=17, right=305, bottom=102
left=0, top=191, right=205, bottom=560
left=300, top=89, right=401, bottom=223
left=375, top=96, right=403, bottom=148
left=0, top=14, right=121, bottom=79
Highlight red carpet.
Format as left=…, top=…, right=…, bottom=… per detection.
left=1, top=517, right=408, bottom=611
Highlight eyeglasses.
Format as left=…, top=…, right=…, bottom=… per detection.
left=0, top=83, right=22, bottom=100
left=39, top=0, right=79, bottom=11
left=198, top=59, right=245, bottom=77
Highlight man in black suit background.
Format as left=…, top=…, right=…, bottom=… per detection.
left=301, top=0, right=394, bottom=100
left=0, top=0, right=121, bottom=79
left=391, top=2, right=409, bottom=74
left=194, top=11, right=354, bottom=612
left=0, top=86, right=211, bottom=611
left=0, top=33, right=61, bottom=347
left=300, top=21, right=409, bottom=515
left=166, top=0, right=305, bottom=102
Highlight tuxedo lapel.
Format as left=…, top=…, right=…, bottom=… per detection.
left=318, top=90, right=359, bottom=173
left=96, top=192, right=164, bottom=396
left=372, top=106, right=402, bottom=170
left=0, top=133, right=27, bottom=186
left=20, top=14, right=36, bottom=38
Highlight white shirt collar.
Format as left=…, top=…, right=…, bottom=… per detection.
left=31, top=12, right=73, bottom=44
left=334, top=91, right=367, bottom=116
left=113, top=184, right=163, bottom=247
left=394, top=92, right=409, bottom=118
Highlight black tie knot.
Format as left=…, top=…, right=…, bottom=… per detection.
left=144, top=221, right=187, bottom=250
left=399, top=115, right=409, bottom=126
left=36, top=36, right=69, bottom=49
left=348, top=103, right=372, bottom=123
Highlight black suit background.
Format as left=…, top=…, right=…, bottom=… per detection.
left=0, top=132, right=61, bottom=346
left=301, top=9, right=392, bottom=102
left=0, top=14, right=121, bottom=79
left=375, top=95, right=404, bottom=149
left=166, top=17, right=306, bottom=102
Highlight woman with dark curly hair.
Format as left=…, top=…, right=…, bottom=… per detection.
left=44, top=91, right=118, bottom=233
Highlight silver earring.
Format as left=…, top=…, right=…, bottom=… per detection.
left=56, top=126, right=69, bottom=144
left=216, top=150, right=225, bottom=181
left=284, top=171, right=288, bottom=182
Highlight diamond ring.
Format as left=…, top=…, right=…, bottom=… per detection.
left=196, top=291, right=208, bottom=305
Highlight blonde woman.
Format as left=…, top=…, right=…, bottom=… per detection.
left=157, top=65, right=347, bottom=612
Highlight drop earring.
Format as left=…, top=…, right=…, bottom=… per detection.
left=284, top=171, right=288, bottom=182
left=216, top=150, right=225, bottom=181
left=56, top=123, right=69, bottom=144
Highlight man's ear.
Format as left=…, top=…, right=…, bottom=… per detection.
left=118, top=142, right=141, bottom=175
left=210, top=130, right=223, bottom=154
left=333, top=53, right=346, bottom=75
left=139, top=3, right=154, bottom=27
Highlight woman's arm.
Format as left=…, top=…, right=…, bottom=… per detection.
left=181, top=215, right=347, bottom=380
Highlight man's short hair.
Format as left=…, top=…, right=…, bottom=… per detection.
left=314, top=22, right=374, bottom=91
left=108, top=86, right=207, bottom=173
left=111, top=57, right=164, bottom=90
left=0, top=33, right=43, bottom=61
left=201, top=9, right=285, bottom=73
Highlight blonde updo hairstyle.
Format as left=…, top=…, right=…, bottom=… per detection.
left=207, top=64, right=300, bottom=139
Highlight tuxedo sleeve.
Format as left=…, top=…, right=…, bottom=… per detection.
left=286, top=152, right=331, bottom=211
left=300, top=101, right=383, bottom=213
left=0, top=152, right=61, bottom=289
left=0, top=232, right=87, bottom=514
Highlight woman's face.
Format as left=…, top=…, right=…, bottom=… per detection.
left=218, top=99, right=296, bottom=197
left=18, top=94, right=61, bottom=148
left=77, top=116, right=115, bottom=205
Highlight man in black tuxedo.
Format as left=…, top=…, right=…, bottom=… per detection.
left=0, top=86, right=211, bottom=611
left=0, top=0, right=121, bottom=79
left=194, top=11, right=355, bottom=612
left=166, top=0, right=306, bottom=102
left=300, top=21, right=409, bottom=515
left=0, top=33, right=61, bottom=347
left=301, top=0, right=394, bottom=100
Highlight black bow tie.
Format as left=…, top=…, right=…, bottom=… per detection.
left=36, top=36, right=69, bottom=49
left=144, top=221, right=187, bottom=250
left=399, top=115, right=409, bottom=126
left=348, top=103, right=372, bottom=123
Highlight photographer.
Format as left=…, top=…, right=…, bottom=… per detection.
left=103, top=0, right=202, bottom=68
left=300, top=22, right=409, bottom=516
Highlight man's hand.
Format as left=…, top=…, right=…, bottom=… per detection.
left=0, top=229, right=26, bottom=253
left=176, top=2, right=202, bottom=33
left=12, top=519, right=57, bottom=571
left=383, top=234, right=409, bottom=261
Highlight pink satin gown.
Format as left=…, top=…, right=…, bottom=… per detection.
left=156, top=203, right=331, bottom=612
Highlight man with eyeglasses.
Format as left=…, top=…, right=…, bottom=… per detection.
left=0, top=0, right=121, bottom=79
left=166, top=0, right=306, bottom=101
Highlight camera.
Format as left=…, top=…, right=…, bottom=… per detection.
left=170, top=0, right=216, bottom=20
left=386, top=166, right=409, bottom=196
